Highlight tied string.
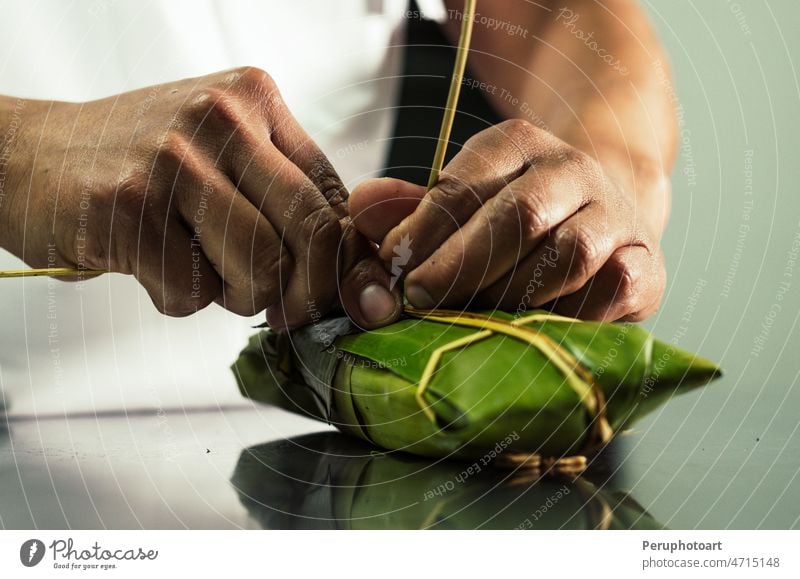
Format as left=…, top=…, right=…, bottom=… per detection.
left=498, top=454, right=588, bottom=483
left=403, top=306, right=614, bottom=475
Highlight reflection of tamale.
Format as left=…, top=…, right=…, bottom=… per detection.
left=231, top=432, right=666, bottom=530
left=232, top=308, right=721, bottom=462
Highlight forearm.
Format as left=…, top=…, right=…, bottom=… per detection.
left=0, top=95, right=27, bottom=252
left=443, top=0, right=677, bottom=238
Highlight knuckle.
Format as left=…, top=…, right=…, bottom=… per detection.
left=493, top=118, right=554, bottom=167
left=496, top=119, right=538, bottom=159
left=190, top=88, right=241, bottom=128
left=221, top=291, right=264, bottom=316
left=498, top=118, right=535, bottom=141
left=247, top=249, right=286, bottom=306
left=628, top=252, right=666, bottom=320
left=305, top=154, right=347, bottom=207
left=429, top=176, right=479, bottom=221
left=113, top=173, right=151, bottom=218
left=612, top=263, right=639, bottom=312
left=158, top=293, right=197, bottom=318
left=250, top=240, right=283, bottom=284
left=157, top=273, right=219, bottom=317
left=253, top=268, right=284, bottom=311
left=431, top=176, right=465, bottom=205
left=233, top=66, right=277, bottom=91
left=301, top=204, right=341, bottom=247
left=502, top=188, right=550, bottom=237
left=228, top=302, right=258, bottom=317
left=562, top=147, right=589, bottom=169
left=188, top=291, right=217, bottom=314
left=185, top=89, right=263, bottom=153
left=158, top=130, right=193, bottom=165
left=565, top=150, right=604, bottom=188
left=106, top=182, right=166, bottom=276
left=232, top=67, right=281, bottom=118
left=566, top=227, right=602, bottom=281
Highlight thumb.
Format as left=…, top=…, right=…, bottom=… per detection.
left=350, top=177, right=427, bottom=244
left=337, top=221, right=403, bottom=330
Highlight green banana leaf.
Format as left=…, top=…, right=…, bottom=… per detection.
left=233, top=310, right=721, bottom=460
left=231, top=432, right=665, bottom=530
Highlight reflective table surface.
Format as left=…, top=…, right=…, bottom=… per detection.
left=2, top=398, right=798, bottom=530
left=3, top=1, right=800, bottom=532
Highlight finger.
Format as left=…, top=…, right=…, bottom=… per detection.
left=349, top=178, right=426, bottom=243
left=402, top=166, right=586, bottom=308
left=255, top=93, right=405, bottom=327
left=128, top=217, right=222, bottom=317
left=336, top=220, right=402, bottom=330
left=192, top=72, right=398, bottom=328
left=377, top=120, right=549, bottom=270
left=171, top=157, right=290, bottom=316
left=187, top=74, right=346, bottom=326
left=226, top=142, right=342, bottom=328
left=265, top=91, right=350, bottom=214
left=477, top=201, right=634, bottom=310
left=548, top=245, right=666, bottom=321
left=205, top=68, right=350, bottom=214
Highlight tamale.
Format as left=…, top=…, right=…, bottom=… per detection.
left=230, top=0, right=718, bottom=468
left=232, top=308, right=721, bottom=463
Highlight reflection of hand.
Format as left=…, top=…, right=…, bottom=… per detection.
left=2, top=67, right=400, bottom=328
left=351, top=119, right=666, bottom=321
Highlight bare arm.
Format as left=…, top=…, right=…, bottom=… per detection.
left=442, top=0, right=676, bottom=237
left=0, top=71, right=401, bottom=328
left=350, top=0, right=678, bottom=321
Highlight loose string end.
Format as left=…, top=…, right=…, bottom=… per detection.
left=0, top=267, right=107, bottom=279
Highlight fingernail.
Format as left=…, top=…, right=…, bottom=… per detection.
left=359, top=284, right=398, bottom=324
left=406, top=284, right=435, bottom=309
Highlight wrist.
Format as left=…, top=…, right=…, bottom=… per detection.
left=0, top=97, right=53, bottom=259
left=0, top=96, right=35, bottom=254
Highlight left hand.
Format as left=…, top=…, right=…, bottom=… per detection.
left=349, top=119, right=666, bottom=321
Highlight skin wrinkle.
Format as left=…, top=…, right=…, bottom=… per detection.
left=0, top=67, right=400, bottom=327
left=360, top=0, right=677, bottom=320
left=1, top=2, right=676, bottom=324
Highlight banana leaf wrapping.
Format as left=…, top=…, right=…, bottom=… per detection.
left=232, top=308, right=721, bottom=462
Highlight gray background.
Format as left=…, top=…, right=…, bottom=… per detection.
left=622, top=0, right=800, bottom=528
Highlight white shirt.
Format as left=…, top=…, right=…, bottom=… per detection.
left=0, top=0, right=443, bottom=416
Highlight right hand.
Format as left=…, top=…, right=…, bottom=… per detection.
left=1, top=67, right=401, bottom=328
